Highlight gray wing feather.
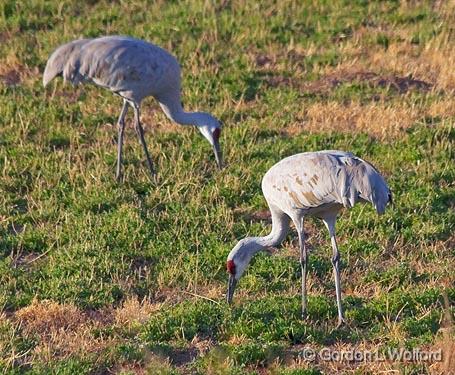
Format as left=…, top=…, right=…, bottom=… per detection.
left=324, top=152, right=391, bottom=213
left=263, top=151, right=391, bottom=215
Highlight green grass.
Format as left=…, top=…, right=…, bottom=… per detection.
left=0, top=0, right=454, bottom=373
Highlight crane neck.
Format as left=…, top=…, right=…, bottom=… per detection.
left=158, top=100, right=215, bottom=127
left=238, top=205, right=291, bottom=257
left=261, top=205, right=290, bottom=247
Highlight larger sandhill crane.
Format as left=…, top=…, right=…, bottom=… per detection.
left=226, top=150, right=392, bottom=327
left=43, top=36, right=222, bottom=180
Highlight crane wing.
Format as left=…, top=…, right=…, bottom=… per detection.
left=44, top=36, right=181, bottom=102
left=263, top=150, right=391, bottom=216
left=263, top=151, right=358, bottom=211
left=64, top=36, right=180, bottom=98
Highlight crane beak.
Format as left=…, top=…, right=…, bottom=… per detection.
left=213, top=139, right=223, bottom=169
left=226, top=274, right=237, bottom=304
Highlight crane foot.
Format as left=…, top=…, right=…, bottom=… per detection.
left=336, top=317, right=346, bottom=329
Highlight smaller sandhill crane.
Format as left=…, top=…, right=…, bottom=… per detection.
left=226, top=150, right=392, bottom=327
left=43, top=36, right=222, bottom=180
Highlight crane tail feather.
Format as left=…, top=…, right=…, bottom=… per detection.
left=43, top=63, right=60, bottom=87
left=42, top=38, right=91, bottom=87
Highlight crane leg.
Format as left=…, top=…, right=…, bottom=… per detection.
left=324, top=216, right=345, bottom=328
left=116, top=100, right=129, bottom=181
left=297, top=217, right=308, bottom=320
left=133, top=104, right=155, bottom=177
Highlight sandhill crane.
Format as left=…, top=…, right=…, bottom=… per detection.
left=226, top=150, right=392, bottom=327
left=43, top=36, right=222, bottom=180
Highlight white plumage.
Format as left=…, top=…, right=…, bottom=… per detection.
left=226, top=150, right=392, bottom=327
left=43, top=36, right=222, bottom=180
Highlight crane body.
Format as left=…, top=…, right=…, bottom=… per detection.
left=43, top=36, right=222, bottom=180
left=226, top=150, right=392, bottom=327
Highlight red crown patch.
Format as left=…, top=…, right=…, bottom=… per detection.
left=226, top=260, right=235, bottom=274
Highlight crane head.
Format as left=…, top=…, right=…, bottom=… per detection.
left=226, top=259, right=238, bottom=304
left=226, top=238, right=261, bottom=304
left=197, top=115, right=223, bottom=169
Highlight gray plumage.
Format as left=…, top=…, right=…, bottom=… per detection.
left=226, top=150, right=392, bottom=327
left=43, top=39, right=91, bottom=87
left=43, top=36, right=222, bottom=180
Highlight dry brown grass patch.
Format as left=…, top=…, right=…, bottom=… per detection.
left=15, top=299, right=85, bottom=336
left=333, top=22, right=455, bottom=92
left=428, top=98, right=455, bottom=119
left=282, top=92, right=454, bottom=138
left=369, top=42, right=455, bottom=92
left=14, top=299, right=114, bottom=363
left=8, top=297, right=173, bottom=366
left=114, top=297, right=161, bottom=327
left=290, top=100, right=421, bottom=139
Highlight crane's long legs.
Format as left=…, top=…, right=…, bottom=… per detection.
left=296, top=217, right=308, bottom=319
left=324, top=216, right=345, bottom=328
left=116, top=99, right=129, bottom=181
left=133, top=104, right=155, bottom=177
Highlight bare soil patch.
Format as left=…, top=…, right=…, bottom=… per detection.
left=0, top=61, right=39, bottom=87
left=255, top=54, right=275, bottom=68
left=0, top=69, right=21, bottom=86
left=260, top=69, right=432, bottom=97
left=304, top=70, right=432, bottom=94
left=264, top=75, right=295, bottom=88
left=249, top=209, right=272, bottom=222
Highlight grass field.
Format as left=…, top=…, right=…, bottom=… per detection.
left=0, top=0, right=454, bottom=373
